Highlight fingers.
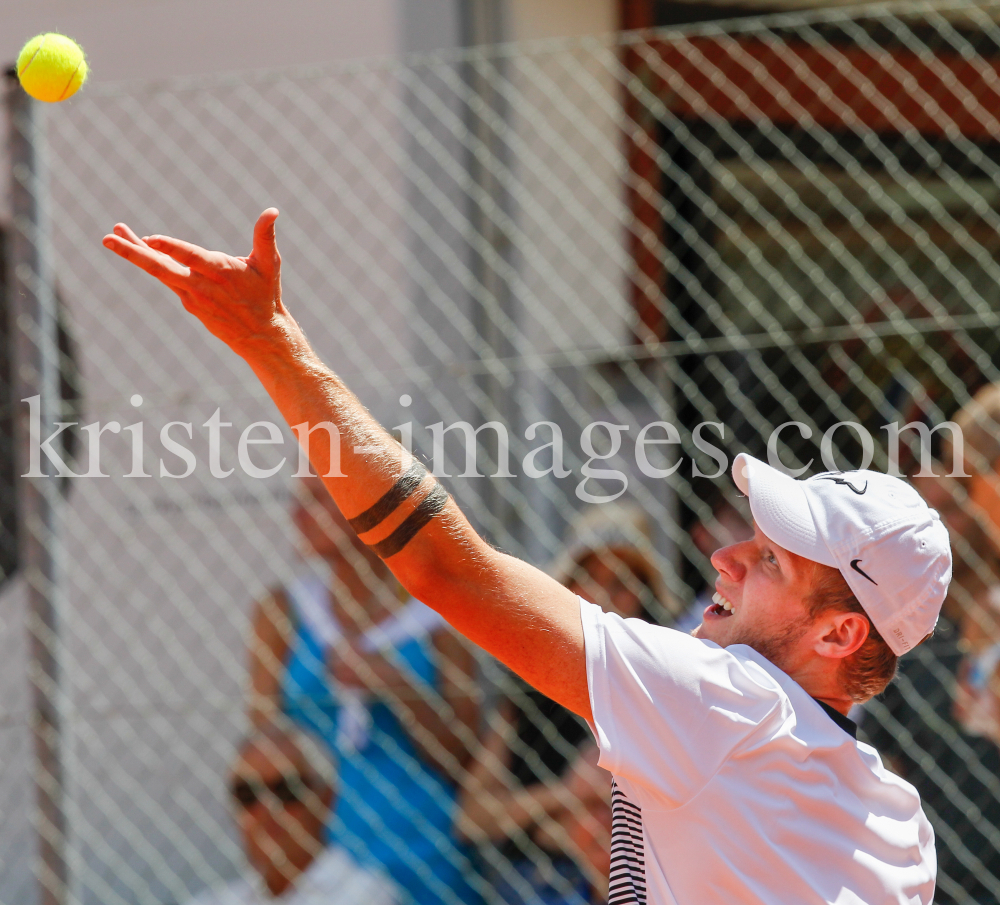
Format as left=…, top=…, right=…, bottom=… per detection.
left=104, top=214, right=275, bottom=314
left=103, top=234, right=216, bottom=305
left=103, top=233, right=192, bottom=285
left=142, top=234, right=233, bottom=278
left=111, top=222, right=149, bottom=248
left=250, top=208, right=280, bottom=277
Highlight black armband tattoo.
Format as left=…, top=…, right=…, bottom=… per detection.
left=348, top=461, right=427, bottom=535
left=368, top=482, right=450, bottom=559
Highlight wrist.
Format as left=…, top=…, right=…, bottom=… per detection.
left=230, top=309, right=303, bottom=360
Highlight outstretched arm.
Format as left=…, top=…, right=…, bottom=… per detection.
left=103, top=212, right=591, bottom=719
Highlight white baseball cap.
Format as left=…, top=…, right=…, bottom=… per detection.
left=732, top=453, right=952, bottom=655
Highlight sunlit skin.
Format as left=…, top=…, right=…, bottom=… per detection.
left=102, top=212, right=590, bottom=720
left=693, top=524, right=870, bottom=715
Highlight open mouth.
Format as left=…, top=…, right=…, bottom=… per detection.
left=706, top=590, right=737, bottom=618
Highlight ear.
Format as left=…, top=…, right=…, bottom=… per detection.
left=812, top=611, right=869, bottom=660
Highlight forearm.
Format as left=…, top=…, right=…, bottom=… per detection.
left=238, top=317, right=410, bottom=500
left=237, top=317, right=484, bottom=585
left=105, top=210, right=590, bottom=718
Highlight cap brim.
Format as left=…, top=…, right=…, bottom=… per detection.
left=732, top=454, right=835, bottom=568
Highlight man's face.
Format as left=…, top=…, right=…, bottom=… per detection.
left=693, top=524, right=820, bottom=671
left=230, top=741, right=332, bottom=897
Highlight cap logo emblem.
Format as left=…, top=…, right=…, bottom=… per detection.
left=850, top=558, right=878, bottom=585
left=818, top=474, right=868, bottom=495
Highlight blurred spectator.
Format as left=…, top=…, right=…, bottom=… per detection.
left=954, top=382, right=1000, bottom=548
left=187, top=724, right=400, bottom=905
left=247, top=476, right=481, bottom=905
left=948, top=385, right=1000, bottom=744
left=673, top=490, right=753, bottom=634
left=863, top=394, right=1000, bottom=905
left=554, top=744, right=611, bottom=905
left=457, top=504, right=665, bottom=905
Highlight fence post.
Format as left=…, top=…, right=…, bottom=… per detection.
left=5, top=70, right=67, bottom=905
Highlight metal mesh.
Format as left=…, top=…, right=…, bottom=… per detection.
left=5, top=2, right=1000, bottom=903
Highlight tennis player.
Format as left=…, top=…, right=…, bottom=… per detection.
left=104, top=210, right=950, bottom=904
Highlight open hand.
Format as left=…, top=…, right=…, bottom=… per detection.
left=102, top=208, right=286, bottom=353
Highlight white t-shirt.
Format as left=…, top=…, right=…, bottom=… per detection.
left=184, top=845, right=401, bottom=905
left=580, top=599, right=936, bottom=905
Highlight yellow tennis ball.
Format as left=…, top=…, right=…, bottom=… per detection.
left=17, top=34, right=89, bottom=103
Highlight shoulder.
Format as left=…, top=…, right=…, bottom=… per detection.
left=854, top=738, right=936, bottom=852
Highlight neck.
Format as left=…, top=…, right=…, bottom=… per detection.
left=807, top=691, right=854, bottom=716
left=783, top=658, right=854, bottom=716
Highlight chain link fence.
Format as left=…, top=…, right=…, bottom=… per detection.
left=4, top=1, right=1000, bottom=903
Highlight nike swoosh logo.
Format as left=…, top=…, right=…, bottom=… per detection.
left=850, top=559, right=878, bottom=585
left=819, top=475, right=868, bottom=495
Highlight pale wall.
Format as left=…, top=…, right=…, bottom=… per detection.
left=0, top=0, right=399, bottom=82
left=510, top=0, right=618, bottom=39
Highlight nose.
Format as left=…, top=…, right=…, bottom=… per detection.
left=711, top=541, right=748, bottom=583
left=254, top=803, right=297, bottom=844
